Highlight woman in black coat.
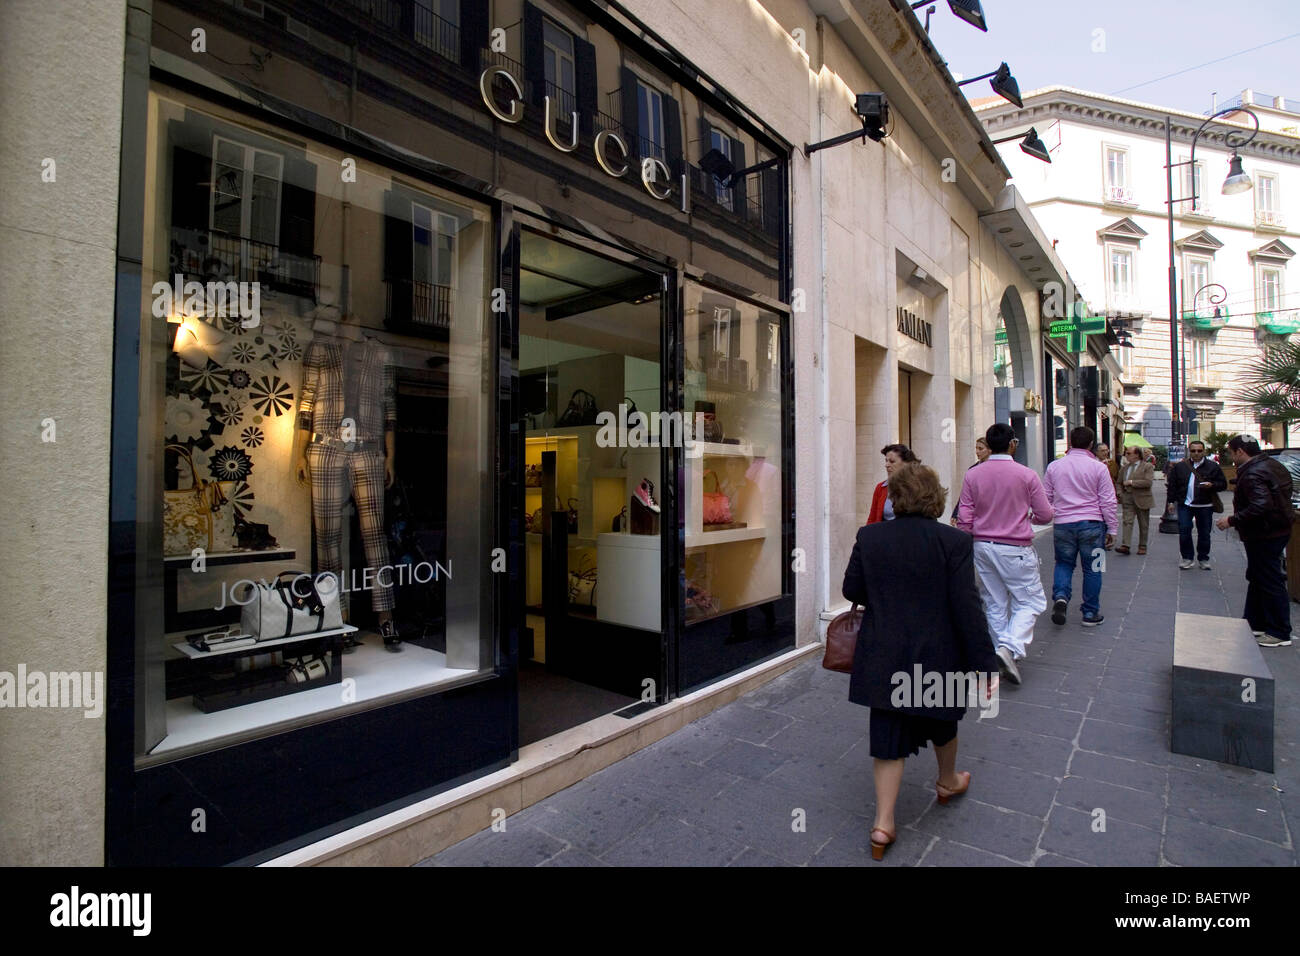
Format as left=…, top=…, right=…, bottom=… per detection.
left=842, top=462, right=1000, bottom=859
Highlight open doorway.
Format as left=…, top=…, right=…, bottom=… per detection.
left=516, top=228, right=665, bottom=745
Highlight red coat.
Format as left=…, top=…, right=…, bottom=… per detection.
left=867, top=480, right=888, bottom=524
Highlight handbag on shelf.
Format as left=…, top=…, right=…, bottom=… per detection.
left=702, top=469, right=733, bottom=525
left=525, top=507, right=543, bottom=534
left=823, top=604, right=863, bottom=673
left=233, top=512, right=278, bottom=551
left=239, top=570, right=344, bottom=641
left=163, top=443, right=234, bottom=556
left=286, top=655, right=331, bottom=685
left=525, top=464, right=542, bottom=487
left=566, top=497, right=580, bottom=534
left=556, top=388, right=598, bottom=427
left=611, top=506, right=627, bottom=532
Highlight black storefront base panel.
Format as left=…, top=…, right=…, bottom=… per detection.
left=108, top=672, right=513, bottom=867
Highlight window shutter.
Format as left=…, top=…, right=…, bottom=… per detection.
left=384, top=189, right=412, bottom=325
left=620, top=67, right=640, bottom=158
left=279, top=156, right=316, bottom=258
left=760, top=165, right=781, bottom=238
left=697, top=115, right=714, bottom=200
left=171, top=147, right=211, bottom=232
left=662, top=95, right=682, bottom=177
left=522, top=2, right=544, bottom=107
left=459, top=0, right=489, bottom=72
left=574, top=37, right=597, bottom=138
left=728, top=136, right=746, bottom=213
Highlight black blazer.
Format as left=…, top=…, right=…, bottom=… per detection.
left=1165, top=457, right=1227, bottom=508
left=842, top=514, right=999, bottom=721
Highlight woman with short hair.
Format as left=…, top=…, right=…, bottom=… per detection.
left=843, top=462, right=1000, bottom=860
left=867, top=443, right=919, bottom=524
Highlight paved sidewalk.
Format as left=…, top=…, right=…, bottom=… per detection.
left=421, top=522, right=1299, bottom=866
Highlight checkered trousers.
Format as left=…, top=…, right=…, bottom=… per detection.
left=307, top=442, right=394, bottom=614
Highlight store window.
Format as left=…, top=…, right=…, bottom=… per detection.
left=682, top=284, right=785, bottom=626
left=139, top=90, right=495, bottom=761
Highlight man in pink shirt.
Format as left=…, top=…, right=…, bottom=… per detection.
left=1042, top=427, right=1119, bottom=628
left=956, top=423, right=1054, bottom=685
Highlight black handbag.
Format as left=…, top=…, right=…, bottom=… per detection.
left=556, top=388, right=598, bottom=426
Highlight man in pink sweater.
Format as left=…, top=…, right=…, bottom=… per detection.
left=956, top=423, right=1054, bottom=685
left=1042, top=426, right=1119, bottom=628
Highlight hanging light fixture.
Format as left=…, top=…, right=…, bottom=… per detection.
left=1221, top=151, right=1253, bottom=194
left=911, top=0, right=987, bottom=32
left=957, top=62, right=1023, bottom=109
left=991, top=127, right=1052, bottom=163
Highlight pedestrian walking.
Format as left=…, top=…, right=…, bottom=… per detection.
left=955, top=423, right=1053, bottom=684
left=950, top=436, right=990, bottom=524
left=1115, top=446, right=1155, bottom=555
left=867, top=443, right=918, bottom=524
left=1097, top=442, right=1119, bottom=491
left=1216, top=435, right=1295, bottom=647
left=1042, top=426, right=1117, bottom=627
left=842, top=462, right=999, bottom=860
left=1164, top=440, right=1228, bottom=569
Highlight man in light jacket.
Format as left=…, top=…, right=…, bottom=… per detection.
left=1115, top=446, right=1155, bottom=555
left=956, top=423, right=1054, bottom=685
left=1043, top=426, right=1118, bottom=628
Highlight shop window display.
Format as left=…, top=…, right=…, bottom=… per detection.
left=683, top=285, right=784, bottom=623
left=139, top=90, right=494, bottom=759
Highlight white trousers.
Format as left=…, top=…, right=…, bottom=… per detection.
left=972, top=541, right=1047, bottom=659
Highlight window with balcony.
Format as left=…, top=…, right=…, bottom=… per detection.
left=1257, top=173, right=1283, bottom=228
left=1104, top=146, right=1132, bottom=204
left=413, top=0, right=459, bottom=62
left=211, top=137, right=283, bottom=247
left=1181, top=158, right=1208, bottom=216
left=1183, top=255, right=1210, bottom=306
left=636, top=79, right=666, bottom=162
left=542, top=16, right=576, bottom=116
left=412, top=202, right=457, bottom=327
left=1190, top=335, right=1211, bottom=380
left=708, top=126, right=733, bottom=211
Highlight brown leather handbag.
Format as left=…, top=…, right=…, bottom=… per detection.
left=822, top=604, right=863, bottom=673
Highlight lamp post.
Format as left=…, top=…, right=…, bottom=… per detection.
left=1164, top=107, right=1259, bottom=450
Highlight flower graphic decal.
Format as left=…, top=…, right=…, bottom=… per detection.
left=248, top=375, right=293, bottom=417
left=226, top=480, right=255, bottom=516
left=231, top=343, right=257, bottom=365
left=241, top=425, right=264, bottom=448
left=179, top=359, right=230, bottom=395
left=208, top=445, right=254, bottom=482
left=276, top=337, right=303, bottom=362
left=214, top=402, right=244, bottom=427
left=165, top=394, right=214, bottom=444
left=228, top=368, right=252, bottom=390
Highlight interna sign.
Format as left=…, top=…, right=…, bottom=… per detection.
left=479, top=67, right=677, bottom=204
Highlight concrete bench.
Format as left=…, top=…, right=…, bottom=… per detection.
left=1172, top=613, right=1274, bottom=772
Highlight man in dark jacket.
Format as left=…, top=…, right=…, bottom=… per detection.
left=1217, top=435, right=1295, bottom=647
left=1165, top=440, right=1228, bottom=569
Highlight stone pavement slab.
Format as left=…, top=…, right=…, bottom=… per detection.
left=422, top=524, right=1299, bottom=866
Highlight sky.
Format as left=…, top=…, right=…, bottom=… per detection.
left=923, top=0, right=1300, bottom=116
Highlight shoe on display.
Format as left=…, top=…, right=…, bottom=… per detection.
left=1179, top=559, right=1195, bottom=569
left=635, top=478, right=661, bottom=514
left=1081, top=614, right=1105, bottom=627
left=1051, top=599, right=1067, bottom=626
left=380, top=619, right=403, bottom=652
left=995, top=646, right=1021, bottom=685
left=1256, top=634, right=1293, bottom=647
left=1199, top=560, right=1212, bottom=570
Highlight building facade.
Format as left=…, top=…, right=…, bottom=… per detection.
left=978, top=87, right=1300, bottom=450
left=3, top=0, right=1073, bottom=865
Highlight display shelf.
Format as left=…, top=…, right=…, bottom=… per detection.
left=686, top=440, right=754, bottom=459
left=685, top=525, right=767, bottom=549
left=171, top=624, right=358, bottom=660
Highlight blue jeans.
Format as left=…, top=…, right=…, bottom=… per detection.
left=1177, top=504, right=1214, bottom=561
left=1053, top=521, right=1106, bottom=617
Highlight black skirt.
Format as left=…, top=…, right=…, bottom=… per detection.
left=869, top=707, right=959, bottom=760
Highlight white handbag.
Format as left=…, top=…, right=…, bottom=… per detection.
left=240, top=571, right=343, bottom=640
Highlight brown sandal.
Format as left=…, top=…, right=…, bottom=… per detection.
left=870, top=827, right=896, bottom=861
left=936, top=771, right=972, bottom=805
left=1137, top=546, right=1147, bottom=555
left=1115, top=545, right=1131, bottom=555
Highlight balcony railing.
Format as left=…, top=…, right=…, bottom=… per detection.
left=1257, top=311, right=1300, bottom=334
left=386, top=278, right=452, bottom=329
left=1256, top=208, right=1286, bottom=230
left=1186, top=368, right=1222, bottom=389
left=1179, top=198, right=1213, bottom=219
left=1183, top=308, right=1229, bottom=330
left=1104, top=184, right=1135, bottom=205
left=412, top=5, right=459, bottom=63
left=1123, top=366, right=1148, bottom=385
left=170, top=227, right=320, bottom=303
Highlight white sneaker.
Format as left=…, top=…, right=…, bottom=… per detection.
left=1179, top=559, right=1195, bottom=569
left=1199, top=560, right=1212, bottom=570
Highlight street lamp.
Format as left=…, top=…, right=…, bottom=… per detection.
left=991, top=126, right=1052, bottom=163
left=1164, top=106, right=1260, bottom=450
left=911, top=0, right=988, bottom=32
left=957, top=62, right=1022, bottom=108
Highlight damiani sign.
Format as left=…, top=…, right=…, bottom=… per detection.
left=896, top=307, right=933, bottom=347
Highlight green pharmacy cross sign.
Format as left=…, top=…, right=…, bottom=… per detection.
left=1047, top=310, right=1106, bottom=353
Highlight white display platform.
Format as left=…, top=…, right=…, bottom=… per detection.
left=152, top=634, right=476, bottom=755
left=171, top=624, right=357, bottom=659
left=596, top=531, right=661, bottom=631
